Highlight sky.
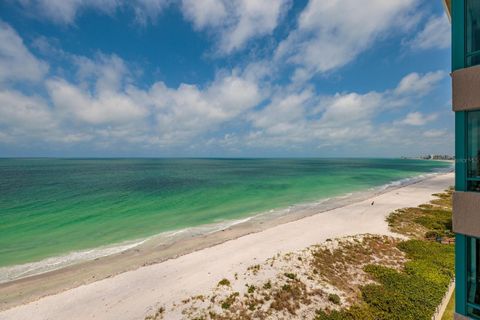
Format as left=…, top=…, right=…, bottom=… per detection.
left=0, top=0, right=453, bottom=158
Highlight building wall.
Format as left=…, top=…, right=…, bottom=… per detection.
left=453, top=0, right=480, bottom=317
left=453, top=192, right=480, bottom=236
left=452, top=65, right=480, bottom=111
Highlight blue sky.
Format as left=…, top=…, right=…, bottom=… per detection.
left=0, top=0, right=452, bottom=157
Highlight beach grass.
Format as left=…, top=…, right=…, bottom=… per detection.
left=316, top=188, right=454, bottom=320
left=147, top=187, right=455, bottom=320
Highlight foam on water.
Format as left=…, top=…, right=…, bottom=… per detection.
left=0, top=239, right=148, bottom=283
left=0, top=216, right=259, bottom=284
left=0, top=159, right=453, bottom=283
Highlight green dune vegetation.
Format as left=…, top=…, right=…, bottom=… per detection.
left=315, top=188, right=454, bottom=320
left=146, top=188, right=454, bottom=320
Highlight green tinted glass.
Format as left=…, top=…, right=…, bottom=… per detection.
left=467, top=111, right=480, bottom=191
left=466, top=0, right=480, bottom=67
left=468, top=237, right=480, bottom=318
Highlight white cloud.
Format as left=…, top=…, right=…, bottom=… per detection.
left=319, top=92, right=383, bottom=125
left=275, top=0, right=418, bottom=80
left=409, top=14, right=451, bottom=50
left=15, top=0, right=288, bottom=53
left=394, top=71, right=446, bottom=96
left=47, top=78, right=148, bottom=125
left=0, top=48, right=263, bottom=147
left=397, top=112, right=438, bottom=126
left=39, top=66, right=444, bottom=151
left=0, top=21, right=48, bottom=83
left=0, top=89, right=89, bottom=144
left=181, top=0, right=291, bottom=54
left=34, top=64, right=444, bottom=150
left=17, top=0, right=119, bottom=25
left=72, top=54, right=130, bottom=92
left=180, top=0, right=227, bottom=29
left=0, top=32, right=263, bottom=146
left=0, top=18, right=451, bottom=155
left=243, top=68, right=446, bottom=149
left=0, top=90, right=54, bottom=130
left=38, top=52, right=264, bottom=145
left=147, top=71, right=264, bottom=143
left=243, top=88, right=382, bottom=148
left=249, top=89, right=312, bottom=138
left=132, top=0, right=171, bottom=25
left=15, top=0, right=170, bottom=25
left=423, top=129, right=447, bottom=138
left=43, top=54, right=147, bottom=126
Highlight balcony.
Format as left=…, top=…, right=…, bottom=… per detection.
left=453, top=191, right=480, bottom=237
left=452, top=65, right=480, bottom=111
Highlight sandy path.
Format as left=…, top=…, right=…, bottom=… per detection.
left=0, top=172, right=454, bottom=320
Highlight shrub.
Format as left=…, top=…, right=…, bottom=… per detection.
left=328, top=293, right=341, bottom=305
left=221, top=292, right=239, bottom=309
left=359, top=240, right=454, bottom=320
left=315, top=309, right=349, bottom=320
left=315, top=189, right=454, bottom=320
left=217, top=278, right=230, bottom=287
left=425, top=230, right=442, bottom=239
left=247, top=264, right=261, bottom=275
left=145, top=307, right=165, bottom=320
left=270, top=278, right=310, bottom=314
left=284, top=272, right=296, bottom=280
left=263, top=281, right=272, bottom=290
left=315, top=305, right=375, bottom=320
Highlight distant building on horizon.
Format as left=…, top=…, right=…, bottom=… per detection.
left=400, top=154, right=455, bottom=160
left=445, top=1, right=480, bottom=319
left=418, top=154, right=455, bottom=160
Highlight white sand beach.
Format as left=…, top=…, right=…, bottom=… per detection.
left=0, top=172, right=454, bottom=320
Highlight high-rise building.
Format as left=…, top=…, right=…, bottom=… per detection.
left=445, top=1, right=480, bottom=319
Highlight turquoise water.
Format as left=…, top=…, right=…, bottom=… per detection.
left=0, top=158, right=451, bottom=268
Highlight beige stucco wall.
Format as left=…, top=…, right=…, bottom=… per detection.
left=453, top=191, right=480, bottom=237
left=452, top=65, right=480, bottom=112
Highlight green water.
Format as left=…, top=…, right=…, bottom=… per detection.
left=0, top=158, right=451, bottom=268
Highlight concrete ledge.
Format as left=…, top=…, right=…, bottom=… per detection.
left=434, top=280, right=455, bottom=320
left=455, top=312, right=474, bottom=320
left=452, top=65, right=480, bottom=111
left=453, top=191, right=480, bottom=237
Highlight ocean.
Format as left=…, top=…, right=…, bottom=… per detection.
left=0, top=158, right=451, bottom=280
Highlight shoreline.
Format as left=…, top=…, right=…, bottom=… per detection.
left=0, top=170, right=454, bottom=316
left=0, top=165, right=452, bottom=285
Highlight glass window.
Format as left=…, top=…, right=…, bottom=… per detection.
left=468, top=237, right=480, bottom=318
left=467, top=111, right=480, bottom=191
left=466, top=0, right=480, bottom=67
left=469, top=305, right=480, bottom=319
